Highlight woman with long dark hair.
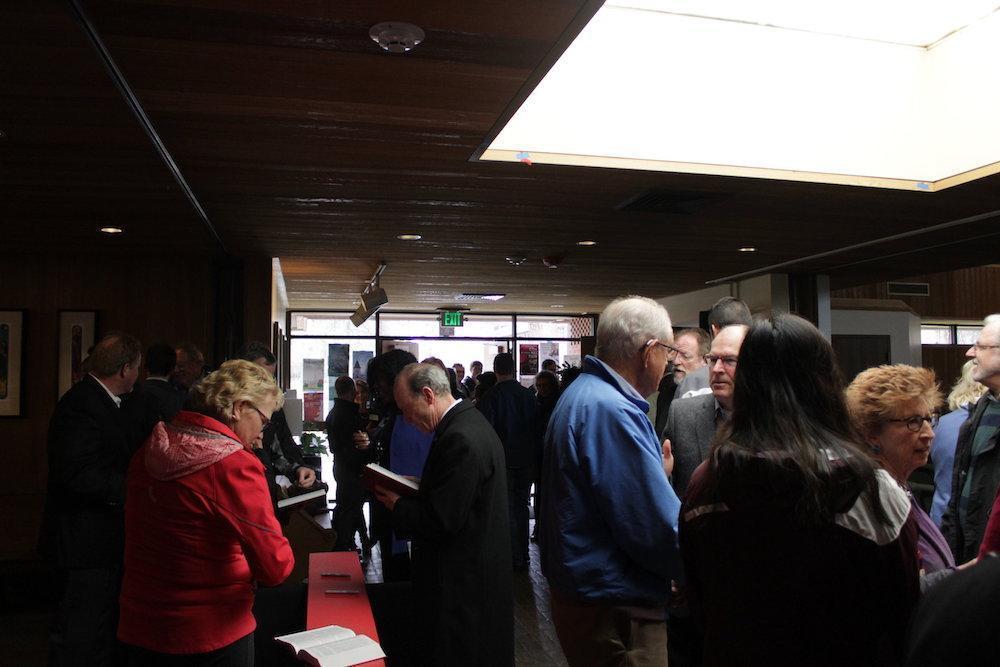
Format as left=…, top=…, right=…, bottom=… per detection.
left=679, top=314, right=919, bottom=666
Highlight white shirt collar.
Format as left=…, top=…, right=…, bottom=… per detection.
left=90, top=374, right=122, bottom=408
left=146, top=375, right=171, bottom=383
left=440, top=398, right=459, bottom=420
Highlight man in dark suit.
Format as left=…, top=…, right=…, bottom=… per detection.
left=121, top=342, right=186, bottom=448
left=478, top=352, right=540, bottom=570
left=325, top=375, right=371, bottom=553
left=664, top=324, right=748, bottom=497
left=43, top=332, right=143, bottom=666
left=662, top=324, right=746, bottom=667
left=237, top=341, right=317, bottom=489
left=373, top=362, right=513, bottom=666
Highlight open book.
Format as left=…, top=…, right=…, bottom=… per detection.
left=276, top=488, right=327, bottom=510
left=361, top=463, right=419, bottom=497
left=275, top=625, right=385, bottom=667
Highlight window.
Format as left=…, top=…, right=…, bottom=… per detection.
left=956, top=326, right=981, bottom=346
left=290, top=312, right=375, bottom=336
left=378, top=313, right=513, bottom=338
left=516, top=315, right=594, bottom=338
left=290, top=337, right=377, bottom=423
left=920, top=325, right=954, bottom=345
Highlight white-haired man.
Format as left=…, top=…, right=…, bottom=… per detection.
left=943, top=313, right=1000, bottom=562
left=373, top=362, right=513, bottom=666
left=540, top=296, right=682, bottom=666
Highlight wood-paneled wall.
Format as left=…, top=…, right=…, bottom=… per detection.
left=832, top=265, right=1000, bottom=320
left=0, top=252, right=271, bottom=560
left=923, top=346, right=973, bottom=396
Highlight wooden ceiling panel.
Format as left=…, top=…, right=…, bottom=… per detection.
left=4, top=1, right=999, bottom=310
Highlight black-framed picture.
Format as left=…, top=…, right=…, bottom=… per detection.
left=0, top=310, right=25, bottom=417
left=58, top=310, right=97, bottom=398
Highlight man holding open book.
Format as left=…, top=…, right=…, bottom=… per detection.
left=371, top=362, right=514, bottom=666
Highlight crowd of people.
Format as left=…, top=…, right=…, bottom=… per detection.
left=41, top=302, right=1000, bottom=666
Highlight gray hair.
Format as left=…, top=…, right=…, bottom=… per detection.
left=400, top=362, right=452, bottom=398
left=596, top=296, right=673, bottom=366
left=984, top=314, right=1000, bottom=327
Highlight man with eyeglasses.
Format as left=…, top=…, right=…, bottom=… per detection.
left=942, top=313, right=1000, bottom=562
left=671, top=328, right=711, bottom=399
left=662, top=325, right=747, bottom=497
left=674, top=297, right=752, bottom=402
left=659, top=324, right=747, bottom=666
left=540, top=296, right=682, bottom=666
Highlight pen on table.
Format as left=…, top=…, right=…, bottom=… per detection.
left=320, top=572, right=351, bottom=578
left=325, top=589, right=360, bottom=595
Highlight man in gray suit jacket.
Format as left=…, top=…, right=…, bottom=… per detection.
left=664, top=325, right=747, bottom=497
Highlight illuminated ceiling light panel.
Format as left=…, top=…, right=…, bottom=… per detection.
left=481, top=2, right=1000, bottom=191
left=608, top=0, right=1000, bottom=47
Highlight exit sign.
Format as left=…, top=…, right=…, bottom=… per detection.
left=440, top=311, right=464, bottom=327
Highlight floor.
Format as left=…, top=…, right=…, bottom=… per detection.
left=0, top=519, right=568, bottom=666
left=358, top=517, right=568, bottom=666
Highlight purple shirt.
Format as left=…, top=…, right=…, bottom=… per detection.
left=911, top=495, right=955, bottom=575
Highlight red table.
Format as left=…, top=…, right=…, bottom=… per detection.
left=306, top=552, right=386, bottom=666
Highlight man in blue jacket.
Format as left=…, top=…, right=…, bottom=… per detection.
left=540, top=295, right=681, bottom=666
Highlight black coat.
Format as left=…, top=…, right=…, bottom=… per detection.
left=392, top=400, right=514, bottom=666
left=120, top=378, right=186, bottom=449
left=325, top=398, right=368, bottom=495
left=42, top=375, right=134, bottom=567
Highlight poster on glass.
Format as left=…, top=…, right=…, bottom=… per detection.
left=519, top=343, right=539, bottom=376
left=328, top=343, right=350, bottom=377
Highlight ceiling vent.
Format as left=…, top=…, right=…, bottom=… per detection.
left=616, top=190, right=729, bottom=215
left=887, top=282, right=930, bottom=297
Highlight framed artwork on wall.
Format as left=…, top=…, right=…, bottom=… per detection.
left=58, top=310, right=97, bottom=398
left=0, top=310, right=25, bottom=417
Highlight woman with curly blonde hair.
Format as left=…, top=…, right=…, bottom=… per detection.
left=929, top=361, right=989, bottom=525
left=119, top=359, right=294, bottom=665
left=846, top=364, right=967, bottom=590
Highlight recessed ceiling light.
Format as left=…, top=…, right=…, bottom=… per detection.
left=505, top=256, right=528, bottom=266
left=550, top=304, right=565, bottom=308
left=99, top=226, right=124, bottom=234
left=739, top=246, right=757, bottom=252
left=397, top=234, right=422, bottom=240
left=576, top=240, right=597, bottom=246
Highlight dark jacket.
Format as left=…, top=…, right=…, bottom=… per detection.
left=42, top=375, right=134, bottom=567
left=392, top=400, right=514, bottom=666
left=941, top=393, right=1000, bottom=562
left=680, top=455, right=919, bottom=667
left=325, top=398, right=368, bottom=489
left=905, top=552, right=1000, bottom=667
left=120, top=377, right=186, bottom=449
left=261, top=408, right=307, bottom=478
left=477, top=379, right=541, bottom=469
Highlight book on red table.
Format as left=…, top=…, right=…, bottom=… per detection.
left=361, top=463, right=419, bottom=497
left=275, top=624, right=385, bottom=667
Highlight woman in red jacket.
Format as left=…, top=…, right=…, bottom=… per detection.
left=119, top=359, right=294, bottom=665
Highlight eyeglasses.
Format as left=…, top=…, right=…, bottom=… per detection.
left=704, top=354, right=738, bottom=369
left=886, top=415, right=938, bottom=432
left=247, top=403, right=271, bottom=429
left=970, top=342, right=1000, bottom=352
left=644, top=339, right=682, bottom=356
